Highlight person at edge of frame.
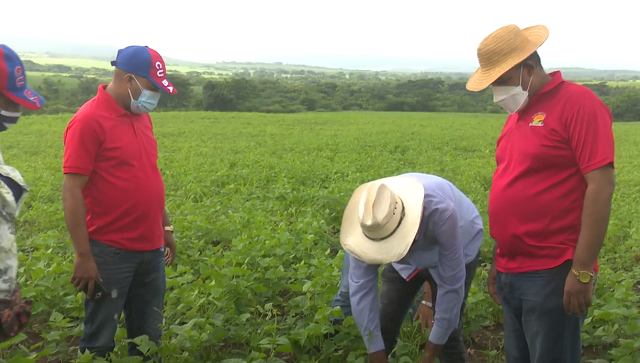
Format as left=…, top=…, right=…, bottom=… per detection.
left=0, top=44, right=46, bottom=342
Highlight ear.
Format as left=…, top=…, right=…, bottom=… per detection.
left=124, top=74, right=137, bottom=86
left=522, top=61, right=537, bottom=78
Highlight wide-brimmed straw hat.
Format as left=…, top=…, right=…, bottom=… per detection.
left=466, top=24, right=549, bottom=92
left=340, top=175, right=425, bottom=265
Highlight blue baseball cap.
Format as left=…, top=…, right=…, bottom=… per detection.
left=110, top=45, right=177, bottom=94
left=0, top=44, right=45, bottom=110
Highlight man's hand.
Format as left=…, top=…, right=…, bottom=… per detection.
left=70, top=254, right=101, bottom=298
left=563, top=271, right=593, bottom=316
left=413, top=303, right=435, bottom=333
left=164, top=230, right=176, bottom=266
left=420, top=341, right=442, bottom=363
left=488, top=263, right=501, bottom=306
left=419, top=351, right=437, bottom=363
left=368, top=350, right=388, bottom=363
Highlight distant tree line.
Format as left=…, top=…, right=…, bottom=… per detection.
left=22, top=61, right=640, bottom=121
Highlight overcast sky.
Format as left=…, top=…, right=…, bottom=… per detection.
left=3, top=0, right=635, bottom=69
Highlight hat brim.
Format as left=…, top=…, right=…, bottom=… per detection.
left=340, top=175, right=425, bottom=265
left=2, top=87, right=45, bottom=110
left=466, top=25, right=550, bottom=92
left=149, top=78, right=177, bottom=95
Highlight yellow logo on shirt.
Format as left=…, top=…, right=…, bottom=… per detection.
left=530, top=112, right=545, bottom=126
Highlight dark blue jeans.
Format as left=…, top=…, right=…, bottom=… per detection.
left=79, top=240, right=166, bottom=361
left=496, top=259, right=594, bottom=363
left=379, top=252, right=480, bottom=362
left=330, top=251, right=422, bottom=324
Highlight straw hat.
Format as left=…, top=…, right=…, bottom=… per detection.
left=466, top=24, right=549, bottom=92
left=340, top=176, right=425, bottom=265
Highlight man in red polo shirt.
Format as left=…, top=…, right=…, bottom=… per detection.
left=466, top=25, right=615, bottom=363
left=62, top=45, right=178, bottom=361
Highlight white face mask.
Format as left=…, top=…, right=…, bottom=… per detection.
left=492, top=66, right=534, bottom=115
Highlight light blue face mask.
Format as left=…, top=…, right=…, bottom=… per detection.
left=0, top=109, right=21, bottom=132
left=128, top=75, right=161, bottom=114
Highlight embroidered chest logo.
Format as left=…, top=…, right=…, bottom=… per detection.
left=530, top=112, right=545, bottom=126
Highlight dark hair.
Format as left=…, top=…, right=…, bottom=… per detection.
left=523, top=51, right=542, bottom=67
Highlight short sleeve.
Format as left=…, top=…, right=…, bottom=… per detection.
left=565, top=93, right=615, bottom=175
left=63, top=114, right=103, bottom=176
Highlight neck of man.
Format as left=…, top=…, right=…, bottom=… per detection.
left=105, top=82, right=131, bottom=112
left=528, top=70, right=553, bottom=98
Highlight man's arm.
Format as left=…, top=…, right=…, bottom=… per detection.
left=571, top=165, right=614, bottom=271
left=62, top=174, right=90, bottom=257
left=566, top=99, right=616, bottom=272
left=425, top=204, right=466, bottom=358
left=62, top=114, right=103, bottom=294
left=62, top=114, right=99, bottom=257
left=347, top=253, right=385, bottom=357
left=422, top=281, right=433, bottom=303
left=163, top=208, right=171, bottom=227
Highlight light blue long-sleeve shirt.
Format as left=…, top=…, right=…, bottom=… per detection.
left=348, top=173, right=484, bottom=353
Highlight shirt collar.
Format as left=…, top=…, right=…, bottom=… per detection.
left=517, top=71, right=564, bottom=114
left=530, top=70, right=564, bottom=101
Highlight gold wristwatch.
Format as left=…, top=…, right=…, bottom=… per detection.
left=164, top=225, right=174, bottom=233
left=571, top=268, right=594, bottom=283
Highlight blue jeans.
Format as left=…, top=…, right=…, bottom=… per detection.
left=496, top=259, right=594, bottom=363
left=79, top=240, right=166, bottom=361
left=330, top=251, right=423, bottom=323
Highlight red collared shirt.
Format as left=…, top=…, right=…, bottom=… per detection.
left=489, top=71, right=615, bottom=274
left=63, top=84, right=165, bottom=251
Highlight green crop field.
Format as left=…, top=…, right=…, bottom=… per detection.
left=0, top=112, right=638, bottom=363
left=25, top=73, right=103, bottom=90
left=581, top=80, right=640, bottom=88
left=22, top=57, right=216, bottom=75
left=605, top=80, right=640, bottom=87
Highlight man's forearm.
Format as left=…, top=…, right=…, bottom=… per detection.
left=422, top=282, right=433, bottom=303
left=163, top=208, right=171, bottom=227
left=63, top=189, right=90, bottom=257
left=572, top=184, right=614, bottom=271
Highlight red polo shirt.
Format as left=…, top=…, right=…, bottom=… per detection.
left=63, top=84, right=165, bottom=251
left=489, top=71, right=614, bottom=274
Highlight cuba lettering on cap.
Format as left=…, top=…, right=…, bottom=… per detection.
left=110, top=45, right=177, bottom=95
left=0, top=44, right=45, bottom=110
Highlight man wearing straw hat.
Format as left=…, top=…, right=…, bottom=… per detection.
left=466, top=25, right=615, bottom=363
left=341, top=172, right=483, bottom=363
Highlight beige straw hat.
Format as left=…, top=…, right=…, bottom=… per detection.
left=340, top=175, right=425, bottom=265
left=466, top=24, right=549, bottom=92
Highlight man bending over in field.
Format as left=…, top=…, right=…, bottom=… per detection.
left=0, top=44, right=45, bottom=342
left=466, top=24, right=615, bottom=363
left=62, top=45, right=178, bottom=360
left=340, top=173, right=483, bottom=363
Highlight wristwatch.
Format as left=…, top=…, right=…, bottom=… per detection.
left=571, top=268, right=594, bottom=283
left=164, top=225, right=174, bottom=233
left=421, top=300, right=433, bottom=309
